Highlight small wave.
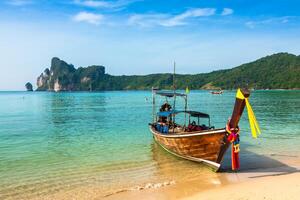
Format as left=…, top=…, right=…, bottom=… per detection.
left=131, top=180, right=176, bottom=190
left=103, top=180, right=176, bottom=197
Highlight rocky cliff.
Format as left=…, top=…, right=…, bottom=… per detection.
left=36, top=57, right=105, bottom=91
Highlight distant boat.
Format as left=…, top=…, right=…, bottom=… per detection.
left=151, top=87, right=160, bottom=91
left=210, top=90, right=223, bottom=95
left=149, top=88, right=250, bottom=171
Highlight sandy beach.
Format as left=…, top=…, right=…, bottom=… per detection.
left=99, top=151, right=300, bottom=200
left=184, top=172, right=300, bottom=200
left=103, top=158, right=300, bottom=200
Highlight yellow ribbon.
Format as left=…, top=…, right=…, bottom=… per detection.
left=236, top=88, right=261, bottom=138
left=185, top=86, right=190, bottom=94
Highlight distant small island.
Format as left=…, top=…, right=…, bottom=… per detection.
left=35, top=53, right=300, bottom=91
left=25, top=82, right=33, bottom=91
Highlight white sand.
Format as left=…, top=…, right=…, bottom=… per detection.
left=183, top=172, right=300, bottom=200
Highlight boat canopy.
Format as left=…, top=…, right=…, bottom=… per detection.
left=155, top=91, right=187, bottom=97
left=157, top=110, right=209, bottom=118
left=184, top=111, right=210, bottom=118
left=157, top=110, right=180, bottom=117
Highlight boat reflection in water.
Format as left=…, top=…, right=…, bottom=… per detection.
left=149, top=141, right=235, bottom=197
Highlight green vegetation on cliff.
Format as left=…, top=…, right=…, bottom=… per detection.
left=36, top=53, right=300, bottom=91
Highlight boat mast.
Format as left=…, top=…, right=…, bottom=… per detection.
left=152, top=87, right=156, bottom=123
left=173, top=62, right=176, bottom=128
left=173, top=61, right=176, bottom=109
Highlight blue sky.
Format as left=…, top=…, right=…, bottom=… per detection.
left=0, top=0, right=300, bottom=90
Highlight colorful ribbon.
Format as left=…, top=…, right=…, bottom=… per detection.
left=227, top=131, right=240, bottom=170
left=236, top=88, right=261, bottom=138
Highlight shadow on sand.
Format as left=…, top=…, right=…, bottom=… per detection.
left=219, top=143, right=300, bottom=178
left=150, top=140, right=300, bottom=179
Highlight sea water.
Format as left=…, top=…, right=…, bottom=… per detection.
left=0, top=90, right=299, bottom=199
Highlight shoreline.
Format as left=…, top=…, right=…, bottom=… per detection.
left=25, top=155, right=300, bottom=200
left=1, top=89, right=300, bottom=93
left=103, top=157, right=300, bottom=200
left=2, top=144, right=300, bottom=200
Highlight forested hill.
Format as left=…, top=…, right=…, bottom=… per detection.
left=36, top=53, right=300, bottom=91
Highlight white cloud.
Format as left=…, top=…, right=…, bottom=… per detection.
left=221, top=8, right=233, bottom=16
left=185, top=8, right=216, bottom=17
left=128, top=14, right=168, bottom=27
left=245, top=16, right=292, bottom=29
left=6, top=0, right=33, bottom=6
left=73, top=0, right=140, bottom=9
left=73, top=12, right=104, bottom=25
left=245, top=21, right=255, bottom=29
left=73, top=0, right=110, bottom=7
left=163, top=8, right=216, bottom=26
left=128, top=8, right=216, bottom=27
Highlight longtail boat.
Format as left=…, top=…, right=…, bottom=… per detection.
left=149, top=88, right=260, bottom=171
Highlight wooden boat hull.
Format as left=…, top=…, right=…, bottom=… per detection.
left=149, top=126, right=229, bottom=171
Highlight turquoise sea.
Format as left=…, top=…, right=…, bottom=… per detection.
left=0, top=90, right=300, bottom=199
